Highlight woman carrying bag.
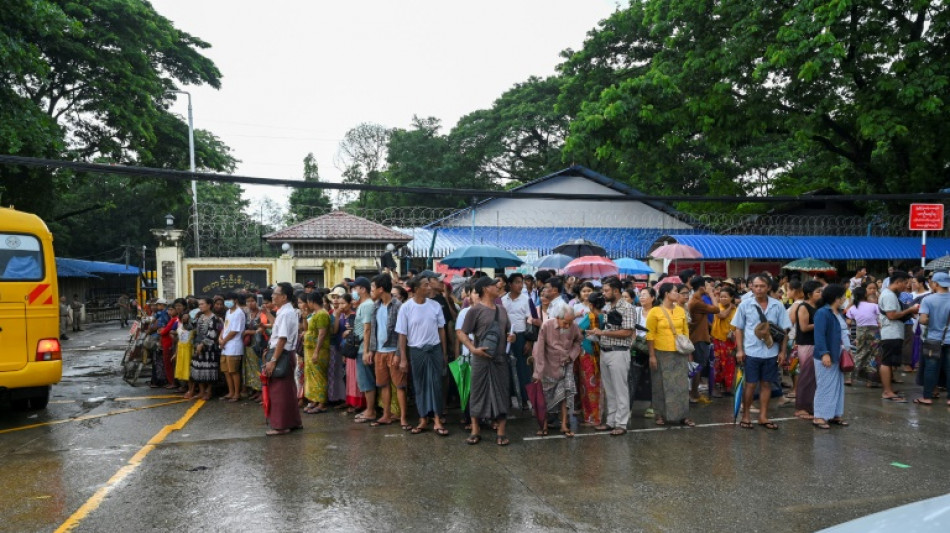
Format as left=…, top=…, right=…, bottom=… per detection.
left=646, top=283, right=695, bottom=427
left=812, top=284, right=850, bottom=429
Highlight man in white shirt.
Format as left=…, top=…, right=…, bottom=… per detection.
left=396, top=276, right=448, bottom=435
left=218, top=293, right=246, bottom=403
left=543, top=277, right=568, bottom=320
left=262, top=282, right=302, bottom=436
left=502, top=273, right=533, bottom=407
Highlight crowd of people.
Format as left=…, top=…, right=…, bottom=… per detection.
left=130, top=263, right=950, bottom=442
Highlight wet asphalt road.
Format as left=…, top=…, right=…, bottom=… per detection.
left=1, top=323, right=949, bottom=532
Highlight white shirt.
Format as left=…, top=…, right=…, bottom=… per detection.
left=395, top=298, right=445, bottom=348
left=455, top=307, right=473, bottom=357
left=546, top=296, right=567, bottom=321
left=222, top=307, right=246, bottom=356
left=501, top=292, right=531, bottom=333
left=270, top=303, right=298, bottom=351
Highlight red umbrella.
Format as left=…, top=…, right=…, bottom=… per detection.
left=562, top=256, right=619, bottom=279
left=650, top=243, right=702, bottom=260
left=654, top=275, right=684, bottom=288
left=525, top=381, right=547, bottom=429
left=259, top=372, right=271, bottom=419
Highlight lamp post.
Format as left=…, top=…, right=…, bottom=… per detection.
left=169, top=90, right=199, bottom=257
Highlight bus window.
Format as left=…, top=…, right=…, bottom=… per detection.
left=0, top=234, right=43, bottom=281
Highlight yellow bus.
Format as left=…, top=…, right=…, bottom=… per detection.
left=0, top=207, right=61, bottom=409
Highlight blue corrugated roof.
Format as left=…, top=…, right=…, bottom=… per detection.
left=56, top=258, right=141, bottom=278
left=662, top=235, right=950, bottom=260
left=400, top=227, right=710, bottom=259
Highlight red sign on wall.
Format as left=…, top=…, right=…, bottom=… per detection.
left=703, top=261, right=729, bottom=278
left=909, top=204, right=945, bottom=231
left=749, top=262, right=782, bottom=276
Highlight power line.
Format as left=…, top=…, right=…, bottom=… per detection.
left=2, top=154, right=949, bottom=203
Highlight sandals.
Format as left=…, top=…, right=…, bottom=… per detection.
left=561, top=430, right=575, bottom=438
left=435, top=428, right=450, bottom=437
left=496, top=436, right=510, bottom=446
left=758, top=421, right=779, bottom=430
left=401, top=424, right=413, bottom=431
left=680, top=419, right=696, bottom=427
left=813, top=421, right=831, bottom=430
left=882, top=395, right=907, bottom=403
left=410, top=426, right=428, bottom=435
left=593, top=425, right=612, bottom=432
left=738, top=420, right=754, bottom=429
left=914, top=398, right=933, bottom=406
left=304, top=406, right=327, bottom=414
left=536, top=429, right=549, bottom=437
left=466, top=435, right=482, bottom=445
left=610, top=428, right=627, bottom=436
left=828, top=418, right=850, bottom=426
left=655, top=418, right=666, bottom=426
left=265, top=429, right=291, bottom=436
left=369, top=419, right=393, bottom=427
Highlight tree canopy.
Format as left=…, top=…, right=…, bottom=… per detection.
left=0, top=0, right=229, bottom=256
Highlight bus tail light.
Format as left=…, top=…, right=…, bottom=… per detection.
left=36, top=338, right=62, bottom=361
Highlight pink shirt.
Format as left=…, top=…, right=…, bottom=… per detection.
left=846, top=302, right=879, bottom=327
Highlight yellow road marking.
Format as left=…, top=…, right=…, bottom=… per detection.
left=54, top=399, right=205, bottom=533
left=0, top=400, right=188, bottom=435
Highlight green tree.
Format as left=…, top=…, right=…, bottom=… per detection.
left=450, top=76, right=568, bottom=185
left=287, top=153, right=332, bottom=222
left=561, top=0, right=950, bottom=209
left=336, top=123, right=391, bottom=207
left=0, top=0, right=224, bottom=226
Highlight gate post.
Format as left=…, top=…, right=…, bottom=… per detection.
left=151, top=228, right=185, bottom=300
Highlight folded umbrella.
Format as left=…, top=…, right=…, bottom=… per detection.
left=260, top=373, right=271, bottom=419
left=733, top=367, right=745, bottom=423
left=525, top=381, right=547, bottom=429
left=448, top=357, right=471, bottom=411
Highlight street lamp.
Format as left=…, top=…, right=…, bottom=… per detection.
left=165, top=213, right=175, bottom=228
left=168, top=90, right=199, bottom=257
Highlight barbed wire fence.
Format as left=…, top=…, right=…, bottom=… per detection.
left=182, top=203, right=920, bottom=258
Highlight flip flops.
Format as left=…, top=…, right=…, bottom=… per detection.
left=466, top=435, right=482, bottom=445
left=882, top=395, right=907, bottom=403
left=369, top=419, right=393, bottom=427
left=758, top=421, right=779, bottom=430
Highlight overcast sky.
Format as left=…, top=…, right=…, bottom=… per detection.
left=151, top=0, right=619, bottom=205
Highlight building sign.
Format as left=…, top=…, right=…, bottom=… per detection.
left=193, top=269, right=268, bottom=296
left=909, top=204, right=945, bottom=231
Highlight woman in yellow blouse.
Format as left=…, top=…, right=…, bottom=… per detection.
left=647, top=283, right=694, bottom=427
left=710, top=286, right=738, bottom=395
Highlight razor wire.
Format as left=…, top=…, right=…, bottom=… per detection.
left=181, top=203, right=918, bottom=258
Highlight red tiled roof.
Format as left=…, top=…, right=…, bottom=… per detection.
left=264, top=211, right=412, bottom=242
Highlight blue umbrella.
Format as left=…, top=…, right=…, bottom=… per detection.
left=531, top=253, right=573, bottom=271
left=440, top=245, right=524, bottom=270
left=733, top=367, right=745, bottom=423
left=615, top=257, right=655, bottom=275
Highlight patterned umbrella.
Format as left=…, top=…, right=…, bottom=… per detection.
left=440, top=245, right=524, bottom=270
left=615, top=257, right=655, bottom=275
left=651, top=243, right=703, bottom=260
left=733, top=367, right=745, bottom=423
left=553, top=239, right=607, bottom=258
left=925, top=254, right=950, bottom=272
left=531, top=253, right=574, bottom=271
left=783, top=258, right=836, bottom=272
left=563, top=256, right=619, bottom=279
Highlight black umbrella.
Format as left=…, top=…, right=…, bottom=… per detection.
left=552, top=239, right=607, bottom=258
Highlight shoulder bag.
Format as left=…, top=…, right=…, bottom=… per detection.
left=755, top=304, right=786, bottom=348
left=477, top=306, right=502, bottom=357
left=660, top=307, right=694, bottom=355
left=523, top=299, right=539, bottom=342
left=921, top=321, right=950, bottom=360
left=267, top=349, right=294, bottom=379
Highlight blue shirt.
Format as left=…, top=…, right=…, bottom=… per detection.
left=376, top=304, right=395, bottom=353
left=731, top=296, right=793, bottom=359
left=813, top=306, right=842, bottom=364
left=920, top=292, right=950, bottom=344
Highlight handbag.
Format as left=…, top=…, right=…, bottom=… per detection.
left=523, top=299, right=539, bottom=342
left=921, top=322, right=950, bottom=359
left=477, top=306, right=502, bottom=357
left=839, top=349, right=855, bottom=373
left=660, top=307, right=694, bottom=355
left=267, top=349, right=294, bottom=379
left=754, top=305, right=786, bottom=348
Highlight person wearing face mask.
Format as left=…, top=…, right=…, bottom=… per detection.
left=218, top=293, right=246, bottom=402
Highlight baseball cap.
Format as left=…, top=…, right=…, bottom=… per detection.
left=155, top=298, right=168, bottom=305
left=932, top=271, right=950, bottom=288
left=329, top=286, right=347, bottom=297
left=348, top=277, right=371, bottom=290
